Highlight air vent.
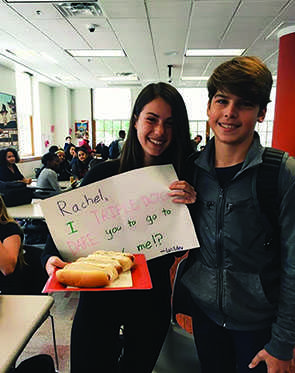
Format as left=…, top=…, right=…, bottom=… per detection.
left=56, top=2, right=103, bottom=17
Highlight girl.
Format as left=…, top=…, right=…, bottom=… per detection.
left=0, top=195, right=24, bottom=291
left=42, top=82, right=196, bottom=373
left=0, top=148, right=32, bottom=184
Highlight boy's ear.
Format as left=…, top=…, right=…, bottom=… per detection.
left=257, top=107, right=266, bottom=123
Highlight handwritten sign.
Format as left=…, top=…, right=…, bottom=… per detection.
left=40, top=164, right=199, bottom=261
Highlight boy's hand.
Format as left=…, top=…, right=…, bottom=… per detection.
left=249, top=348, right=292, bottom=372
left=45, top=256, right=68, bottom=277
left=168, top=180, right=196, bottom=204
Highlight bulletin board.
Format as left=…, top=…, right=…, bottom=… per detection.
left=75, top=120, right=89, bottom=138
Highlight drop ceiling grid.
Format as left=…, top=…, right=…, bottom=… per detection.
left=8, top=3, right=63, bottom=20
left=110, top=18, right=159, bottom=80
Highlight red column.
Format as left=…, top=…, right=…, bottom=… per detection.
left=272, top=27, right=295, bottom=156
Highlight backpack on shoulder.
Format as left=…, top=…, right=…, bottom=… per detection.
left=172, top=147, right=286, bottom=318
left=109, top=140, right=120, bottom=159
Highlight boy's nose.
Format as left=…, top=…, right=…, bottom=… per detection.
left=224, top=103, right=238, bottom=118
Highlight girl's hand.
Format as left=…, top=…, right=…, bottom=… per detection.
left=168, top=180, right=196, bottom=204
left=45, top=256, right=68, bottom=277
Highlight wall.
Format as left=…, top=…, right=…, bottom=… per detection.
left=0, top=64, right=16, bottom=95
left=39, top=83, right=54, bottom=154
left=52, top=86, right=72, bottom=148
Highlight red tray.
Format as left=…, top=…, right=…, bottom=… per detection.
left=42, top=254, right=152, bottom=292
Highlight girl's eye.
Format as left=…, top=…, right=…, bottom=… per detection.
left=146, top=117, right=157, bottom=123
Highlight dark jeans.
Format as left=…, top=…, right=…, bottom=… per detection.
left=192, top=306, right=271, bottom=373
left=70, top=285, right=171, bottom=373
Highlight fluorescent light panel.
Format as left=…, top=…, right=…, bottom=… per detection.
left=186, top=49, right=245, bottom=57
left=66, top=49, right=125, bottom=57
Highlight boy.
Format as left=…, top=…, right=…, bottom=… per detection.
left=181, top=56, right=295, bottom=372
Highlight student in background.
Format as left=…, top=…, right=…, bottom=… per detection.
left=65, top=144, right=77, bottom=163
left=42, top=82, right=196, bottom=373
left=71, top=147, right=91, bottom=180
left=109, top=129, right=126, bottom=159
left=36, top=152, right=62, bottom=194
left=180, top=56, right=295, bottom=373
left=78, top=132, right=92, bottom=154
left=0, top=148, right=32, bottom=184
left=64, top=136, right=74, bottom=152
left=0, top=195, right=23, bottom=279
left=190, top=134, right=202, bottom=152
left=55, top=149, right=72, bottom=181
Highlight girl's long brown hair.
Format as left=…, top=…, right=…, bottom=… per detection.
left=119, top=82, right=193, bottom=179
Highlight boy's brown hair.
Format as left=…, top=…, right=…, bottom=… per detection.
left=207, top=56, right=273, bottom=111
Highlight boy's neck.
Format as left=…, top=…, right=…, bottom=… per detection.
left=214, top=138, right=252, bottom=167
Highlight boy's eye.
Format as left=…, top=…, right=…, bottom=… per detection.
left=240, top=101, right=255, bottom=107
left=216, top=99, right=227, bottom=105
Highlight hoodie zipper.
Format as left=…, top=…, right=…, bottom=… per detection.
left=216, top=186, right=226, bottom=321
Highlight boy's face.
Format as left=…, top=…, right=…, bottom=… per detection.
left=207, top=90, right=266, bottom=148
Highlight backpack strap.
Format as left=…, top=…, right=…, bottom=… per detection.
left=256, top=147, right=285, bottom=229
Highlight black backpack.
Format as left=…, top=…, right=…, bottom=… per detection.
left=109, top=140, right=120, bottom=159
left=172, top=147, right=286, bottom=318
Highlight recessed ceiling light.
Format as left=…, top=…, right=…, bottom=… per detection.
left=66, top=49, right=126, bottom=57
left=181, top=76, right=209, bottom=81
left=185, top=49, right=245, bottom=57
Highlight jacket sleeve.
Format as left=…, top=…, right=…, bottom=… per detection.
left=264, top=155, right=295, bottom=360
left=41, top=234, right=63, bottom=269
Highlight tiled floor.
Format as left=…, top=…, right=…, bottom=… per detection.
left=16, top=292, right=79, bottom=373
left=16, top=292, right=200, bottom=373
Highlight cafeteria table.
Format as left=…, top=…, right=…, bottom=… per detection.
left=0, top=294, right=58, bottom=373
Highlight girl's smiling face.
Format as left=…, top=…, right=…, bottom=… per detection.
left=134, top=97, right=173, bottom=166
left=6, top=151, right=16, bottom=165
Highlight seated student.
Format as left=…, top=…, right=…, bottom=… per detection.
left=65, top=144, right=77, bottom=162
left=95, top=141, right=109, bottom=160
left=0, top=195, right=23, bottom=279
left=55, top=149, right=72, bottom=181
left=0, top=148, right=32, bottom=184
left=71, top=147, right=91, bottom=180
left=36, top=152, right=62, bottom=194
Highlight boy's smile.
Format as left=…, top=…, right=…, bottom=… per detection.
left=207, top=91, right=266, bottom=148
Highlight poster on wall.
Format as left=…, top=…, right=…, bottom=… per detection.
left=0, top=92, right=18, bottom=148
left=75, top=120, right=89, bottom=139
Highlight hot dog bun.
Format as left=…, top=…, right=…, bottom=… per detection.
left=56, top=250, right=135, bottom=288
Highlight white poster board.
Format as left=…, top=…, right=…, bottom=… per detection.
left=40, top=165, right=199, bottom=262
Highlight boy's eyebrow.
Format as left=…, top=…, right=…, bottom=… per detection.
left=214, top=92, right=228, bottom=99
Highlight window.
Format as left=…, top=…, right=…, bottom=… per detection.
left=94, top=88, right=131, bottom=145
left=179, top=87, right=276, bottom=147
left=15, top=71, right=33, bottom=156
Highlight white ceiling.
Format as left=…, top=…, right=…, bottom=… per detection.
left=0, top=0, right=294, bottom=89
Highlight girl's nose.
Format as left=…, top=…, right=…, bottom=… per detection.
left=154, top=121, right=165, bottom=135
